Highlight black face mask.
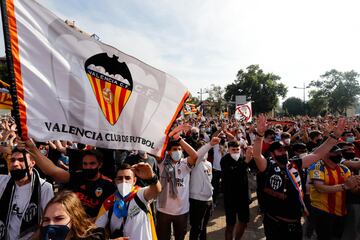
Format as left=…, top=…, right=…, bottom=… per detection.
left=274, top=154, right=288, bottom=165
left=192, top=133, right=199, bottom=140
left=220, top=138, right=226, bottom=145
left=329, top=154, right=342, bottom=164
left=40, top=224, right=70, bottom=240
left=83, top=168, right=99, bottom=179
left=10, top=169, right=27, bottom=181
left=342, top=152, right=355, bottom=160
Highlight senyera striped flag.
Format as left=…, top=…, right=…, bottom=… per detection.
left=1, top=0, right=189, bottom=157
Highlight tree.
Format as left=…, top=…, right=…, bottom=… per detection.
left=309, top=69, right=360, bottom=115
left=224, top=65, right=287, bottom=115
left=282, top=97, right=304, bottom=116
left=205, top=84, right=225, bottom=114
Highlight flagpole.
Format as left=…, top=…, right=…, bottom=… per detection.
left=1, top=0, right=31, bottom=178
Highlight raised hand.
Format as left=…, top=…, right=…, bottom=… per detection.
left=256, top=114, right=267, bottom=136
left=131, top=162, right=154, bottom=180
left=210, top=136, right=221, bottom=146
left=333, top=118, right=346, bottom=138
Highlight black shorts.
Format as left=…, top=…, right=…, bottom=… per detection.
left=224, top=201, right=250, bottom=225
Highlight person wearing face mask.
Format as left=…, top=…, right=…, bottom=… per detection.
left=96, top=163, right=161, bottom=239
left=17, top=139, right=115, bottom=219
left=34, top=191, right=105, bottom=240
left=308, top=145, right=360, bottom=240
left=220, top=141, right=253, bottom=240
left=0, top=148, right=54, bottom=240
left=253, top=115, right=348, bottom=240
left=337, top=143, right=360, bottom=240
left=156, top=124, right=198, bottom=240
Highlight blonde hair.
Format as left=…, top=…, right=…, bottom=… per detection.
left=40, top=191, right=97, bottom=239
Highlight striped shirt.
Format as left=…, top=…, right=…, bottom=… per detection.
left=309, top=161, right=351, bottom=216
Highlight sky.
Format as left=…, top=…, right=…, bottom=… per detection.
left=1, top=0, right=360, bottom=103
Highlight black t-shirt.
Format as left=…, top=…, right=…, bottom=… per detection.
left=259, top=158, right=303, bottom=219
left=220, top=153, right=249, bottom=204
left=69, top=172, right=115, bottom=218
left=124, top=154, right=159, bottom=187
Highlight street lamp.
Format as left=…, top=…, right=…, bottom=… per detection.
left=197, top=88, right=208, bottom=102
left=294, top=82, right=310, bottom=114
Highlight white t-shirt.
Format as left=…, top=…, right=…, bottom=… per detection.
left=96, top=188, right=153, bottom=240
left=0, top=175, right=54, bottom=240
left=212, top=144, right=224, bottom=171
left=156, top=158, right=192, bottom=215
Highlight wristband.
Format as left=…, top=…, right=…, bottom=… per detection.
left=146, top=174, right=159, bottom=185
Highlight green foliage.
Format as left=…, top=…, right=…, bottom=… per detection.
left=224, top=65, right=287, bottom=114
left=205, top=84, right=225, bottom=113
left=309, top=69, right=360, bottom=115
left=282, top=97, right=304, bottom=116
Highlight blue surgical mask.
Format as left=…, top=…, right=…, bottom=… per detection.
left=346, top=136, right=355, bottom=143
left=40, top=224, right=70, bottom=240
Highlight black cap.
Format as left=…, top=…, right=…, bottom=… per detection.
left=292, top=143, right=307, bottom=152
left=269, top=141, right=286, bottom=152
left=330, top=146, right=342, bottom=153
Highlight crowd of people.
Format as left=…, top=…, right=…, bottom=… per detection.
left=0, top=113, right=360, bottom=240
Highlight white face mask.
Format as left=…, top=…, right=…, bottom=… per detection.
left=171, top=150, right=182, bottom=162
left=230, top=153, right=241, bottom=161
left=117, top=182, right=133, bottom=197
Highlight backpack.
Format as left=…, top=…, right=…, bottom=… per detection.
left=107, top=194, right=157, bottom=240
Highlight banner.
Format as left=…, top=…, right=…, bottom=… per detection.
left=235, top=102, right=252, bottom=122
left=2, top=0, right=189, bottom=157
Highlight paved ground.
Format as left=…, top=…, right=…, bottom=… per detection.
left=185, top=193, right=266, bottom=240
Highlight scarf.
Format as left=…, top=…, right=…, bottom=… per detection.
left=113, top=186, right=140, bottom=219
left=158, top=154, right=178, bottom=208
left=0, top=169, right=41, bottom=240
left=285, top=167, right=309, bottom=216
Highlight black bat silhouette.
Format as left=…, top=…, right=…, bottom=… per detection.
left=84, top=53, right=133, bottom=90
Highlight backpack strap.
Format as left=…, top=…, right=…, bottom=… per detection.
left=134, top=194, right=149, bottom=214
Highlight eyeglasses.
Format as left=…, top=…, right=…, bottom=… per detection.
left=115, top=176, right=132, bottom=181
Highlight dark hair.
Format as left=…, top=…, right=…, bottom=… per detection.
left=281, top=132, right=291, bottom=139
left=81, top=150, right=103, bottom=164
left=309, top=130, right=322, bottom=140
left=11, top=147, right=29, bottom=156
left=264, top=129, right=275, bottom=138
left=228, top=141, right=240, bottom=148
left=115, top=163, right=134, bottom=177
left=166, top=140, right=181, bottom=151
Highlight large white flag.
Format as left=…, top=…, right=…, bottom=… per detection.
left=2, top=0, right=189, bottom=157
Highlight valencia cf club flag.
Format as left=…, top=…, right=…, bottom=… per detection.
left=1, top=0, right=189, bottom=157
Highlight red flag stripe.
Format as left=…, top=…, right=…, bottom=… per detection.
left=327, top=168, right=336, bottom=214
left=110, top=83, right=117, bottom=124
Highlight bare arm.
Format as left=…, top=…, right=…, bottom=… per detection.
left=18, top=139, right=70, bottom=183
left=343, top=160, right=360, bottom=171
left=253, top=114, right=268, bottom=172
left=168, top=124, right=198, bottom=166
left=313, top=175, right=359, bottom=193
left=302, top=118, right=346, bottom=168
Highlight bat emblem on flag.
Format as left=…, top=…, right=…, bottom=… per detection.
left=84, top=53, right=133, bottom=125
